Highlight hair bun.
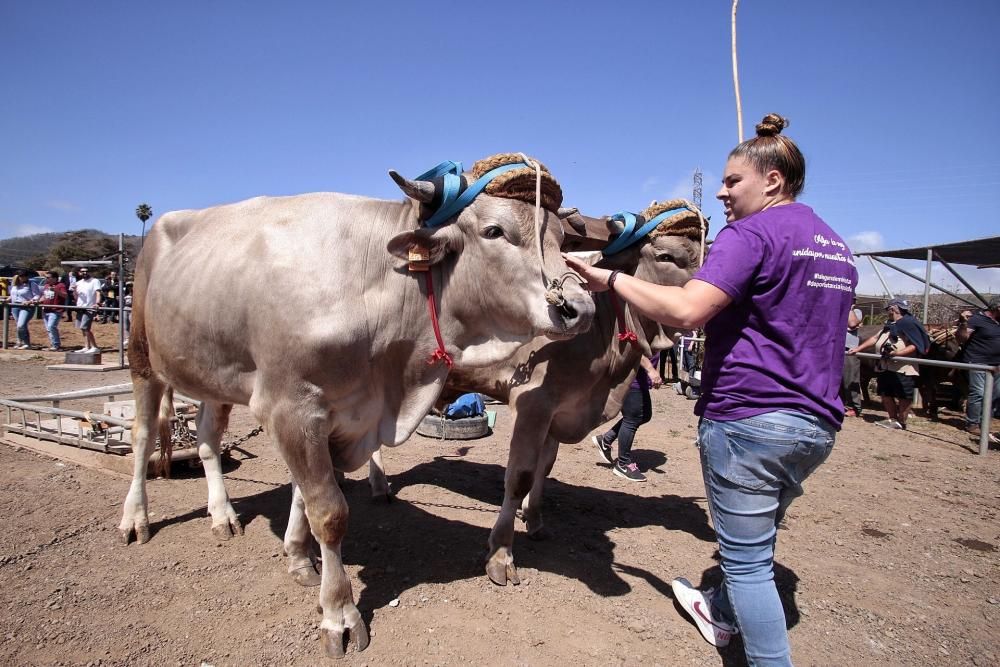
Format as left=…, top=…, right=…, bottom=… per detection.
left=755, top=113, right=788, bottom=137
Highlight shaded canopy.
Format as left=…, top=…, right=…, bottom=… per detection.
left=855, top=235, right=1000, bottom=269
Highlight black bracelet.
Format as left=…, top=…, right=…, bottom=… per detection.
left=608, top=270, right=621, bottom=291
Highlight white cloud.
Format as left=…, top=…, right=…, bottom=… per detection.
left=640, top=176, right=659, bottom=193
left=847, top=231, right=884, bottom=253
left=13, top=224, right=55, bottom=237
left=45, top=200, right=79, bottom=212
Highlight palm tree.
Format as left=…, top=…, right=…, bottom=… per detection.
left=135, top=203, right=153, bottom=251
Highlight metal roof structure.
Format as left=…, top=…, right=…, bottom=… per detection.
left=853, top=235, right=1000, bottom=318
left=855, top=235, right=1000, bottom=269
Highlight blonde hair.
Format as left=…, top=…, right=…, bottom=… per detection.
left=729, top=113, right=805, bottom=198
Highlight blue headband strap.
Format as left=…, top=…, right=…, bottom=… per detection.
left=602, top=206, right=691, bottom=256
left=418, top=161, right=532, bottom=228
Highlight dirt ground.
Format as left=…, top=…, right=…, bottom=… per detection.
left=1, top=318, right=999, bottom=666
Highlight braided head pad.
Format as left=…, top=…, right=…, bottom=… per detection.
left=469, top=153, right=563, bottom=212
left=642, top=199, right=708, bottom=240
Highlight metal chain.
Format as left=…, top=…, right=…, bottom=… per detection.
left=221, top=425, right=265, bottom=452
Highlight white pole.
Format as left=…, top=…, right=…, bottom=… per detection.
left=731, top=0, right=744, bottom=143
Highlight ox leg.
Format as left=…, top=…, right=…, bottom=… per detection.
left=118, top=375, right=165, bottom=544
left=521, top=434, right=560, bottom=540
left=486, top=414, right=549, bottom=586
left=272, top=414, right=368, bottom=657
left=284, top=482, right=321, bottom=587
left=367, top=448, right=393, bottom=501
left=196, top=402, right=243, bottom=540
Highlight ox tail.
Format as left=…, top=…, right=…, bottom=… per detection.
left=153, top=387, right=175, bottom=479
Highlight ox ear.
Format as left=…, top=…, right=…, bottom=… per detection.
left=389, top=170, right=436, bottom=204
left=386, top=227, right=453, bottom=265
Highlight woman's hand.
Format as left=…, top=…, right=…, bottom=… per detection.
left=562, top=253, right=612, bottom=292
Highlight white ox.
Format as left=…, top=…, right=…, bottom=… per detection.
left=118, top=168, right=595, bottom=657
left=350, top=204, right=704, bottom=584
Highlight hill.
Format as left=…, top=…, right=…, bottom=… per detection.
left=0, top=230, right=141, bottom=275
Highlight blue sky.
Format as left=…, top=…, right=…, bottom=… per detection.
left=2, top=1, right=998, bottom=295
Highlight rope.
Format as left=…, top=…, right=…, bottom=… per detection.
left=609, top=292, right=638, bottom=343
left=423, top=270, right=453, bottom=367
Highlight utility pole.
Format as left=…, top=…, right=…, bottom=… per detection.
left=692, top=168, right=703, bottom=210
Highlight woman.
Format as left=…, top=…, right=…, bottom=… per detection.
left=10, top=270, right=42, bottom=349
left=565, top=114, right=857, bottom=666
left=39, top=270, right=69, bottom=351
left=593, top=352, right=661, bottom=482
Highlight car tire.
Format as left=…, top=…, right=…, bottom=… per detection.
left=415, top=413, right=490, bottom=440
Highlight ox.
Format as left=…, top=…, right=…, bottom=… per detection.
left=349, top=202, right=704, bottom=585
left=118, top=160, right=596, bottom=657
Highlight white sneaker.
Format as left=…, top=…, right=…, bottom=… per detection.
left=671, top=577, right=738, bottom=647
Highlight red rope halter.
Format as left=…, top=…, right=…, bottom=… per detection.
left=609, top=292, right=638, bottom=343
left=422, top=270, right=453, bottom=367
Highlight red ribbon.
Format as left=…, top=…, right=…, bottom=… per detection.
left=609, top=292, right=638, bottom=343
left=423, top=270, right=453, bottom=367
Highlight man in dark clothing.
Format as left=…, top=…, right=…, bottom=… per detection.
left=956, top=300, right=1000, bottom=441
left=849, top=298, right=930, bottom=430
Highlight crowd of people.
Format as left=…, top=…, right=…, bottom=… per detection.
left=0, top=267, right=132, bottom=352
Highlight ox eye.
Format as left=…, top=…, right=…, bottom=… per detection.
left=656, top=253, right=675, bottom=263
left=483, top=225, right=505, bottom=240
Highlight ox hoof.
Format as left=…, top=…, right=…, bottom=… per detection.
left=527, top=525, right=549, bottom=541
left=372, top=491, right=394, bottom=504
left=320, top=622, right=370, bottom=659
left=486, top=559, right=520, bottom=586
left=211, top=519, right=243, bottom=541
left=119, top=524, right=150, bottom=545
left=291, top=564, right=322, bottom=587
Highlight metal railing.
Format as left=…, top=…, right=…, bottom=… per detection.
left=855, top=352, right=996, bottom=455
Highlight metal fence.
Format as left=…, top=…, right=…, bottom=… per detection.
left=855, top=352, right=997, bottom=455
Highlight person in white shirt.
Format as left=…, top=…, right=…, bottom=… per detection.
left=71, top=267, right=103, bottom=353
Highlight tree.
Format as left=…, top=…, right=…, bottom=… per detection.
left=136, top=203, right=153, bottom=250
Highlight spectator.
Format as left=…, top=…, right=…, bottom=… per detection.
left=72, top=267, right=103, bottom=353
left=849, top=298, right=930, bottom=430
left=841, top=302, right=864, bottom=416
left=956, top=300, right=1000, bottom=443
left=10, top=269, right=41, bottom=349
left=123, top=280, right=134, bottom=346
left=101, top=270, right=120, bottom=323
left=565, top=113, right=856, bottom=665
left=65, top=267, right=79, bottom=322
left=592, top=352, right=661, bottom=482
left=39, top=270, right=68, bottom=351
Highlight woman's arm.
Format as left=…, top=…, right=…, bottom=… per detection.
left=562, top=254, right=732, bottom=329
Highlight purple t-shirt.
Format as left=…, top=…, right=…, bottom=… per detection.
left=692, top=203, right=858, bottom=429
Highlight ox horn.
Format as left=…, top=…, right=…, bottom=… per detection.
left=556, top=207, right=579, bottom=219
left=606, top=216, right=626, bottom=235
left=388, top=170, right=436, bottom=204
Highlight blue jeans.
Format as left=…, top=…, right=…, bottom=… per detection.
left=698, top=411, right=835, bottom=667
left=966, top=370, right=1000, bottom=426
left=43, top=311, right=62, bottom=349
left=13, top=306, right=33, bottom=345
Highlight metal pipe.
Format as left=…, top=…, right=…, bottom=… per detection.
left=870, top=256, right=982, bottom=307
left=868, top=256, right=894, bottom=297
left=980, top=372, right=995, bottom=456
left=923, top=248, right=932, bottom=324
left=934, top=252, right=990, bottom=308
left=118, top=233, right=126, bottom=369
left=854, top=352, right=996, bottom=373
